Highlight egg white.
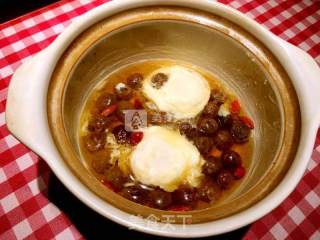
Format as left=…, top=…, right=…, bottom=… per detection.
left=142, top=65, right=210, bottom=119
left=130, top=126, right=204, bottom=192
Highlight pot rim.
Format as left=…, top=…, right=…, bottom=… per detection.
left=48, top=4, right=301, bottom=225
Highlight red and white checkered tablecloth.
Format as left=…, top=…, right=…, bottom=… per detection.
left=0, top=0, right=319, bottom=239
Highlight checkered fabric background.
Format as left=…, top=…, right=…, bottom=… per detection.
left=0, top=0, right=319, bottom=239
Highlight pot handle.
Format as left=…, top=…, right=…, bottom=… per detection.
left=6, top=52, right=53, bottom=154
left=279, top=39, right=320, bottom=127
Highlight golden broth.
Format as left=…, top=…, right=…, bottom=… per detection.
left=79, top=59, right=253, bottom=209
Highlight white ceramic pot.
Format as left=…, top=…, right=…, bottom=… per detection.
left=5, top=0, right=320, bottom=237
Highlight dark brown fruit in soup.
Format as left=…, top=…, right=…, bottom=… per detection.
left=127, top=73, right=143, bottom=89
left=216, top=170, right=234, bottom=189
left=193, top=136, right=214, bottom=155
left=121, top=185, right=148, bottom=204
left=222, top=150, right=241, bottom=169
left=214, top=130, right=233, bottom=150
left=149, top=190, right=172, bottom=209
left=173, top=186, right=197, bottom=205
left=202, top=156, right=222, bottom=176
left=112, top=125, right=130, bottom=144
left=114, top=83, right=133, bottom=100
left=87, top=115, right=111, bottom=133
left=202, top=101, right=219, bottom=117
left=96, top=92, right=116, bottom=112
left=197, top=181, right=221, bottom=202
left=151, top=72, right=168, bottom=89
left=84, top=132, right=106, bottom=152
left=217, top=115, right=233, bottom=129
left=230, top=119, right=250, bottom=143
left=179, top=122, right=198, bottom=139
left=197, top=117, right=219, bottom=136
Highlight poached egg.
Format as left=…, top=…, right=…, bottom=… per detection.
left=142, top=65, right=210, bottom=119
left=130, top=126, right=203, bottom=192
